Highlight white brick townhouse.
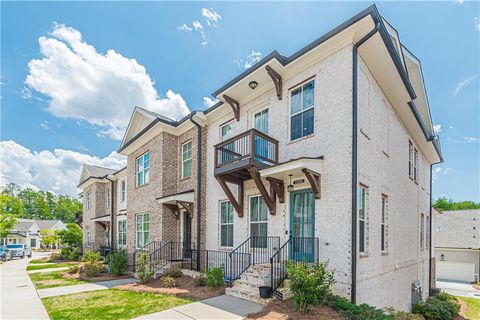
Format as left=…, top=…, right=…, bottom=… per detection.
left=79, top=5, right=442, bottom=311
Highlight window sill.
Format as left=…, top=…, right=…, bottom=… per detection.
left=136, top=182, right=150, bottom=190
left=287, top=133, right=315, bottom=145
left=180, top=176, right=192, bottom=182
left=359, top=252, right=369, bottom=258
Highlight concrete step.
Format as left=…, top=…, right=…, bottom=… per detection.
left=226, top=287, right=273, bottom=306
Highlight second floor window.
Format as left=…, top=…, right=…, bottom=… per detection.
left=86, top=191, right=92, bottom=210
left=182, top=141, right=192, bottom=178
left=220, top=201, right=234, bottom=247
left=136, top=152, right=150, bottom=187
left=290, top=80, right=315, bottom=140
left=358, top=185, right=368, bottom=254
left=121, top=179, right=126, bottom=203
left=381, top=195, right=388, bottom=252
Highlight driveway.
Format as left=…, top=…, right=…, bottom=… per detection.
left=1, top=251, right=51, bottom=320
left=437, top=280, right=480, bottom=299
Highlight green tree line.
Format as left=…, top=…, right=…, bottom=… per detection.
left=433, top=197, right=480, bottom=211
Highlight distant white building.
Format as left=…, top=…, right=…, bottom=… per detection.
left=2, top=218, right=67, bottom=249
left=434, top=209, right=480, bottom=283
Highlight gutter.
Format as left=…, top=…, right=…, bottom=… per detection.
left=351, top=21, right=380, bottom=305
left=189, top=112, right=203, bottom=271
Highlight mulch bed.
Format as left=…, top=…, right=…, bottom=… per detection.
left=63, top=271, right=133, bottom=282
left=115, top=275, right=225, bottom=300
left=473, top=283, right=480, bottom=290
left=245, top=299, right=343, bottom=320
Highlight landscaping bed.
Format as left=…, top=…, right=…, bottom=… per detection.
left=116, top=274, right=225, bottom=300
left=245, top=299, right=343, bottom=320
left=456, top=296, right=479, bottom=320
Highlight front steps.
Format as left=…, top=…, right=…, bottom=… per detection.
left=225, top=263, right=274, bottom=305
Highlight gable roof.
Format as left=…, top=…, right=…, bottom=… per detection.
left=34, top=220, right=63, bottom=230
left=435, top=209, right=480, bottom=249
left=12, top=219, right=38, bottom=232
left=78, top=164, right=116, bottom=187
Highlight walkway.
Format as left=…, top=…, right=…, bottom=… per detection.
left=437, top=280, right=480, bottom=299
left=134, top=295, right=263, bottom=320
left=38, top=278, right=138, bottom=298
left=0, top=253, right=51, bottom=320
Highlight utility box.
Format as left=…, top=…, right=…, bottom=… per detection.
left=411, top=281, right=423, bottom=306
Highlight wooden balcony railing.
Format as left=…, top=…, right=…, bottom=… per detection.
left=214, top=129, right=279, bottom=171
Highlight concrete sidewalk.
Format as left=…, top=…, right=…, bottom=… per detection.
left=437, top=280, right=480, bottom=299
left=134, top=295, right=263, bottom=320
left=1, top=253, right=50, bottom=320
left=27, top=266, right=70, bottom=274
left=37, top=278, right=138, bottom=298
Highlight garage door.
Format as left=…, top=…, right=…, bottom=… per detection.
left=437, top=261, right=475, bottom=282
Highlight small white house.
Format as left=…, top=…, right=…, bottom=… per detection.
left=3, top=219, right=68, bottom=249
left=434, top=209, right=480, bottom=283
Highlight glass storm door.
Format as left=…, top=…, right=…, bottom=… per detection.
left=183, top=211, right=192, bottom=258
left=289, top=189, right=315, bottom=262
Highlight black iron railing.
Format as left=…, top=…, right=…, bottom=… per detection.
left=269, top=237, right=319, bottom=294
left=228, top=236, right=280, bottom=282
left=133, top=241, right=163, bottom=272
left=145, top=241, right=196, bottom=274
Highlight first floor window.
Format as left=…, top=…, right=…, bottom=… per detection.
left=381, top=195, right=388, bottom=252
left=420, top=213, right=425, bottom=250
left=136, top=213, right=149, bottom=248
left=220, top=201, right=234, bottom=247
left=136, top=152, right=150, bottom=187
left=118, top=219, right=127, bottom=248
left=358, top=185, right=368, bottom=253
left=250, top=196, right=268, bottom=248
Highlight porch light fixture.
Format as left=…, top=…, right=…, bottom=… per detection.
left=287, top=174, right=294, bottom=192
left=248, top=81, right=258, bottom=89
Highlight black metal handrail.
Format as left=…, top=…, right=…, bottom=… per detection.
left=269, top=237, right=319, bottom=294
left=228, top=236, right=280, bottom=282
left=133, top=241, right=163, bottom=272
left=148, top=241, right=196, bottom=274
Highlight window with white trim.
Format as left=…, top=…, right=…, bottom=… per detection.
left=121, top=179, right=126, bottom=203
left=136, top=213, right=149, bottom=248
left=118, top=219, right=126, bottom=248
left=181, top=141, right=192, bottom=179
left=381, top=195, right=388, bottom=252
left=136, top=152, right=150, bottom=187
left=220, top=121, right=234, bottom=142
left=420, top=213, right=425, bottom=250
left=86, top=191, right=92, bottom=210
left=409, top=141, right=414, bottom=179
left=220, top=201, right=234, bottom=247
left=358, top=185, right=368, bottom=254
left=290, top=80, right=315, bottom=140
left=250, top=196, right=268, bottom=248
left=414, top=148, right=418, bottom=183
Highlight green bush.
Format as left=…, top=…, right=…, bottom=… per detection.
left=205, top=267, right=224, bottom=288
left=193, top=274, right=207, bottom=287
left=161, top=276, right=176, bottom=288
left=84, top=260, right=106, bottom=277
left=328, top=295, right=392, bottom=320
left=164, top=267, right=183, bottom=278
left=83, top=250, right=101, bottom=262
left=59, top=247, right=81, bottom=261
left=136, top=251, right=153, bottom=284
left=412, top=293, right=460, bottom=320
left=385, top=308, right=425, bottom=320
left=107, top=250, right=128, bottom=276
left=67, top=265, right=80, bottom=274
left=287, top=260, right=336, bottom=312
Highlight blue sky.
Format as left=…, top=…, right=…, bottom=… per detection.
left=1, top=1, right=479, bottom=199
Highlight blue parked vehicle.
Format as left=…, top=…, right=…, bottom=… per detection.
left=0, top=245, right=11, bottom=261
left=6, top=244, right=32, bottom=259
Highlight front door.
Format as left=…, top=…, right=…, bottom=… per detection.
left=289, top=189, right=315, bottom=262
left=183, top=211, right=192, bottom=258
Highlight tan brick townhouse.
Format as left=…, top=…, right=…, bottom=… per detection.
left=78, top=4, right=443, bottom=311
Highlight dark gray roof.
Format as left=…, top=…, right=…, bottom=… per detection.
left=34, top=220, right=61, bottom=230
left=435, top=209, right=480, bottom=249
left=85, top=165, right=116, bottom=177
left=13, top=219, right=36, bottom=232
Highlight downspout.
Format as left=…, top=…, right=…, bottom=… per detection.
left=428, top=164, right=433, bottom=294
left=189, top=111, right=203, bottom=271
left=106, top=176, right=115, bottom=248
left=351, top=21, right=380, bottom=304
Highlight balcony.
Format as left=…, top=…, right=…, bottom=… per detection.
left=214, top=128, right=278, bottom=178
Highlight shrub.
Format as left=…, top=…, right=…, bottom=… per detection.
left=83, top=250, right=101, bottom=262
left=67, top=265, right=80, bottom=274
left=164, top=267, right=183, bottom=278
left=193, top=274, right=207, bottom=287
left=162, top=276, right=176, bottom=288
left=49, top=253, right=62, bottom=261
left=205, top=267, right=224, bottom=288
left=328, top=295, right=392, bottom=320
left=59, top=247, right=81, bottom=261
left=136, top=251, right=153, bottom=284
left=107, top=250, right=128, bottom=276
left=385, top=308, right=425, bottom=320
left=84, top=260, right=106, bottom=277
left=287, top=260, right=336, bottom=312
left=412, top=293, right=460, bottom=320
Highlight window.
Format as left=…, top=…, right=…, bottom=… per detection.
left=182, top=141, right=192, bottom=178
left=86, top=191, right=92, bottom=210
left=30, top=239, right=36, bottom=248
left=250, top=196, right=268, bottom=248
left=254, top=109, right=269, bottom=134
left=358, top=185, right=368, bottom=253
left=136, top=213, right=149, bottom=248
left=118, top=219, right=126, bottom=248
left=121, top=179, right=126, bottom=203
left=381, top=195, right=388, bottom=252
left=136, top=152, right=150, bottom=187
left=290, top=80, right=315, bottom=140
left=220, top=121, right=234, bottom=142
left=408, top=141, right=414, bottom=179
left=106, top=187, right=111, bottom=208
left=414, top=148, right=418, bottom=183
left=420, top=213, right=425, bottom=250
left=220, top=201, right=234, bottom=247
left=426, top=215, right=430, bottom=250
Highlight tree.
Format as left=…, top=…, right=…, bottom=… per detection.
left=55, top=195, right=82, bottom=223
left=40, top=229, right=57, bottom=250
left=18, top=188, right=51, bottom=220
left=57, top=223, right=82, bottom=248
left=0, top=214, right=17, bottom=239
left=433, top=197, right=480, bottom=211
left=0, top=194, right=24, bottom=239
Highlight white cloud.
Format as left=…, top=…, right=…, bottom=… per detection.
left=201, top=8, right=222, bottom=27
left=25, top=23, right=190, bottom=140
left=0, top=140, right=126, bottom=197
left=234, top=51, right=263, bottom=70
left=452, top=74, right=478, bottom=96
left=464, top=136, right=479, bottom=143
left=433, top=124, right=442, bottom=134
left=432, top=166, right=451, bottom=182
left=475, top=17, right=480, bottom=31
left=40, top=121, right=54, bottom=133
left=456, top=0, right=464, bottom=4
left=178, top=24, right=192, bottom=32
left=202, top=97, right=218, bottom=109
left=192, top=20, right=203, bottom=30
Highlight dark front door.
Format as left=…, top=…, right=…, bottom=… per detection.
left=183, top=211, right=192, bottom=258
left=289, top=189, right=315, bottom=262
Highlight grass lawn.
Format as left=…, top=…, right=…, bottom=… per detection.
left=26, top=262, right=79, bottom=271
left=29, top=259, right=50, bottom=264
left=457, top=296, right=480, bottom=320
left=42, top=289, right=193, bottom=320
left=29, top=270, right=90, bottom=289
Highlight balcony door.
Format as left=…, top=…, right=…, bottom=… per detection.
left=254, top=109, right=269, bottom=161
left=289, top=189, right=315, bottom=262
